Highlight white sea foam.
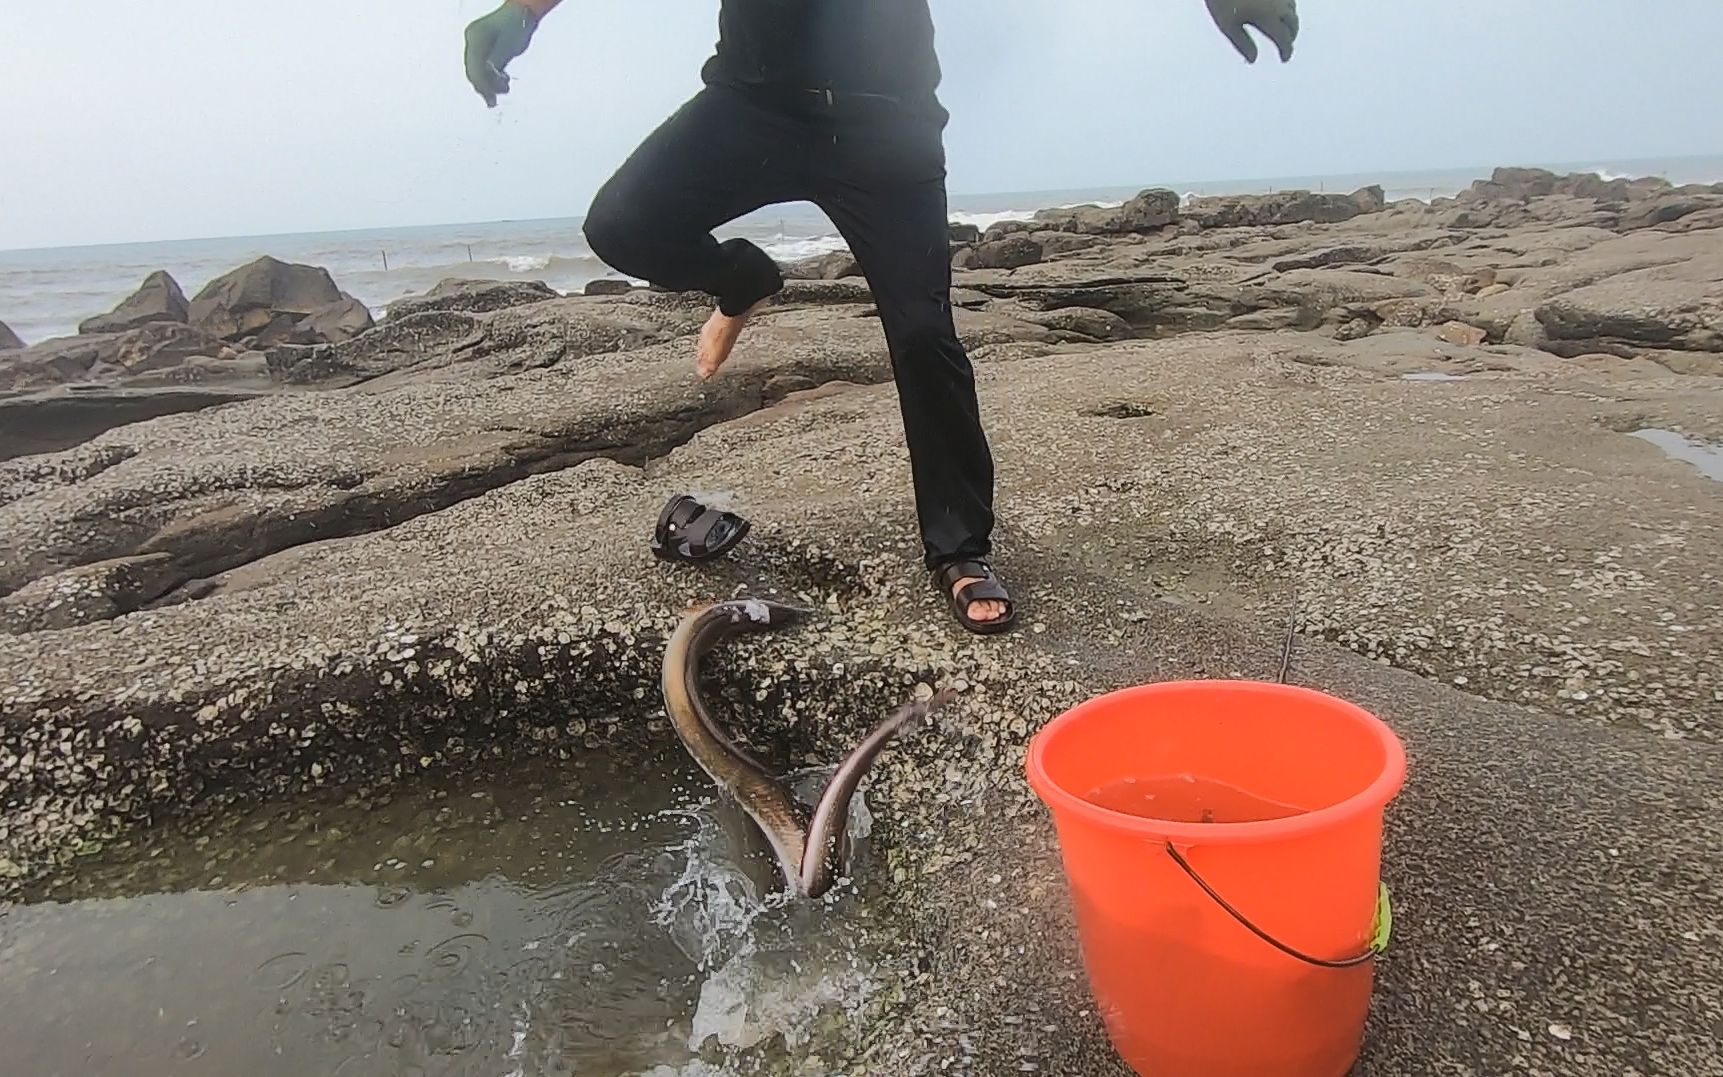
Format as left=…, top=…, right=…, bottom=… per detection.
left=758, top=235, right=851, bottom=262
left=948, top=208, right=1036, bottom=230
left=494, top=254, right=553, bottom=272
left=1050, top=198, right=1125, bottom=210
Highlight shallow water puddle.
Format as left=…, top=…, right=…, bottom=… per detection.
left=0, top=749, right=884, bottom=1076
left=1399, top=371, right=1468, bottom=381
left=1630, top=427, right=1723, bottom=481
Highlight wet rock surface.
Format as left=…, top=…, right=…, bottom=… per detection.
left=2, top=167, right=1720, bottom=1076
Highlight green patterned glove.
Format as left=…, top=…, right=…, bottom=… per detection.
left=464, top=2, right=539, bottom=107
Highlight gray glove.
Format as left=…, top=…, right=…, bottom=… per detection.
left=1205, top=0, right=1299, bottom=63
left=464, top=2, right=539, bottom=107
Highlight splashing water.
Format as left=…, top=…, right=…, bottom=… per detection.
left=0, top=751, right=889, bottom=1076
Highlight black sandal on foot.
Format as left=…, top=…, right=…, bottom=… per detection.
left=932, top=559, right=1018, bottom=635
left=651, top=494, right=751, bottom=562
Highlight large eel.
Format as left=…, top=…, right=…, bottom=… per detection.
left=661, top=598, right=953, bottom=899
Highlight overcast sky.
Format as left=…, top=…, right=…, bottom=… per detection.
left=2, top=0, right=1720, bottom=250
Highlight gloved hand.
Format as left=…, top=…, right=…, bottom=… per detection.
left=1205, top=0, right=1299, bottom=63
left=464, top=1, right=539, bottom=107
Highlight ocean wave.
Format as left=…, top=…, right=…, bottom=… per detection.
left=1050, top=199, right=1125, bottom=210
left=758, top=235, right=851, bottom=262
left=1382, top=185, right=1458, bottom=204
left=344, top=253, right=604, bottom=286
left=469, top=253, right=599, bottom=276
left=948, top=209, right=1037, bottom=231
left=492, top=255, right=554, bottom=272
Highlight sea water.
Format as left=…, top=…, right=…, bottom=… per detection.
left=5, top=154, right=1717, bottom=345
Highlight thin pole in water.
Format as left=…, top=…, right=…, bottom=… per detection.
left=382, top=250, right=389, bottom=271
left=467, top=245, right=474, bottom=262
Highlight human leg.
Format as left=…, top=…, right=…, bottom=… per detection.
left=811, top=110, right=1009, bottom=628
left=583, top=87, right=805, bottom=371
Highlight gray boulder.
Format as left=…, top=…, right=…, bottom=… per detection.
left=980, top=219, right=1039, bottom=242
left=1036, top=187, right=1181, bottom=235
left=107, top=323, right=233, bottom=373
left=1535, top=279, right=1722, bottom=355
left=1186, top=188, right=1374, bottom=229
left=1112, top=187, right=1183, bottom=231
left=296, top=297, right=374, bottom=343
left=1620, top=193, right=1723, bottom=231
left=583, top=279, right=635, bottom=296
left=387, top=278, right=560, bottom=318
left=783, top=251, right=862, bottom=280
left=0, top=320, right=21, bottom=350
left=948, top=222, right=983, bottom=244
left=1466, top=166, right=1561, bottom=201
left=264, top=342, right=344, bottom=385
left=79, top=270, right=190, bottom=334
left=188, top=256, right=346, bottom=342
left=0, top=323, right=231, bottom=393
left=1031, top=231, right=1102, bottom=257
left=954, top=235, right=1044, bottom=271
left=1462, top=167, right=1675, bottom=205
left=0, top=335, right=109, bottom=391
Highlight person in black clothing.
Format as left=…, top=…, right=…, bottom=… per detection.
left=463, top=1, right=1300, bottom=634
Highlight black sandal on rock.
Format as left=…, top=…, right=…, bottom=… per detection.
left=933, top=559, right=1018, bottom=635
left=651, top=494, right=751, bottom=563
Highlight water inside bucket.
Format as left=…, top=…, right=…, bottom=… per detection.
left=1084, top=774, right=1308, bottom=824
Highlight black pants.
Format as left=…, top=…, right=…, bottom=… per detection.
left=582, top=83, right=994, bottom=571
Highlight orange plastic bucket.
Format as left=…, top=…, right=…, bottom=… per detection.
left=1025, top=680, right=1406, bottom=1077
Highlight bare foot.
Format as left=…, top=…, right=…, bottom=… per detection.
left=697, top=300, right=766, bottom=379
left=951, top=576, right=1009, bottom=624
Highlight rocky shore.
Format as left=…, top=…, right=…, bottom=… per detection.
left=2, top=167, right=1720, bottom=1075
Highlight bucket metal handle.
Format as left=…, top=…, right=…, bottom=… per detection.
left=1157, top=596, right=1393, bottom=970
left=1164, top=842, right=1391, bottom=970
